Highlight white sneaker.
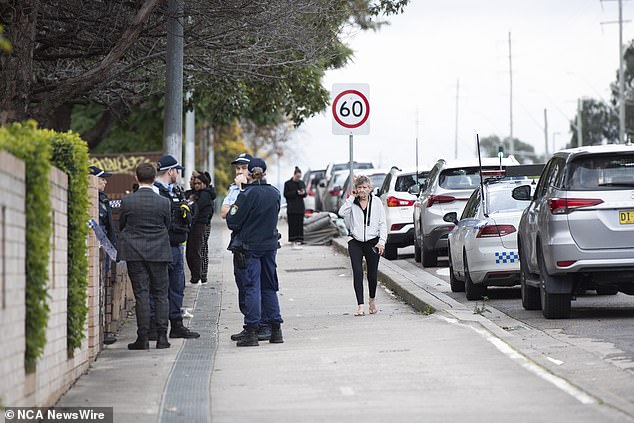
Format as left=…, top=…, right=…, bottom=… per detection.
left=181, top=308, right=194, bottom=319
left=292, top=242, right=304, bottom=250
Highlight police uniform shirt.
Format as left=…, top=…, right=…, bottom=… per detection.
left=223, top=183, right=242, bottom=207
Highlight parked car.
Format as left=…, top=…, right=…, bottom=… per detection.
left=413, top=157, right=520, bottom=267
left=322, top=170, right=350, bottom=213
left=316, top=161, right=374, bottom=210
left=446, top=167, right=541, bottom=300
left=337, top=168, right=389, bottom=212
left=377, top=167, right=430, bottom=260
left=515, top=145, right=634, bottom=319
left=302, top=169, right=325, bottom=213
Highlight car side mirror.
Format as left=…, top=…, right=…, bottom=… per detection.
left=408, top=185, right=420, bottom=195
left=511, top=185, right=531, bottom=201
left=373, top=187, right=380, bottom=196
left=443, top=212, right=458, bottom=225
left=420, top=181, right=428, bottom=192
left=318, top=180, right=327, bottom=188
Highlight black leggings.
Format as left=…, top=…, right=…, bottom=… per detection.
left=348, top=238, right=380, bottom=305
left=287, top=213, right=304, bottom=242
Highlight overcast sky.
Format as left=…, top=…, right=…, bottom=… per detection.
left=267, top=0, right=634, bottom=187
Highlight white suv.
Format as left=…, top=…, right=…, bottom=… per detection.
left=378, top=167, right=430, bottom=260
left=413, top=157, right=519, bottom=267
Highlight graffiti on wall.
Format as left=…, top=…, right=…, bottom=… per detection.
left=89, top=155, right=154, bottom=175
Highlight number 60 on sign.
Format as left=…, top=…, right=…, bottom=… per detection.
left=331, top=83, right=370, bottom=135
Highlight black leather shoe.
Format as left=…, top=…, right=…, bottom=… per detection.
left=231, top=329, right=247, bottom=341
left=257, top=326, right=272, bottom=341
left=103, top=333, right=117, bottom=345
left=269, top=324, right=284, bottom=344
left=156, top=333, right=171, bottom=349
left=170, top=325, right=200, bottom=339
left=127, top=337, right=149, bottom=350
left=236, top=327, right=259, bottom=347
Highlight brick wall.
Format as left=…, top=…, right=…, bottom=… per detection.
left=86, top=176, right=100, bottom=360
left=0, top=151, right=27, bottom=406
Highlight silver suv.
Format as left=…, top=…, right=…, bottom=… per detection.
left=514, top=145, right=634, bottom=319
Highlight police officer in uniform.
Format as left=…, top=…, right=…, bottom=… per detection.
left=226, top=158, right=284, bottom=347
left=153, top=155, right=200, bottom=339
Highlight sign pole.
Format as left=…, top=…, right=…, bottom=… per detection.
left=349, top=134, right=354, bottom=187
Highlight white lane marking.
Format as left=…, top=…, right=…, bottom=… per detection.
left=547, top=356, right=564, bottom=366
left=436, top=268, right=450, bottom=277
left=338, top=273, right=347, bottom=277
left=340, top=386, right=355, bottom=396
left=437, top=315, right=596, bottom=405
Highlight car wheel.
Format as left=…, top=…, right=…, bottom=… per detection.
left=448, top=248, right=464, bottom=292
left=384, top=244, right=398, bottom=260
left=421, top=242, right=437, bottom=267
left=519, top=248, right=540, bottom=310
left=464, top=252, right=486, bottom=301
left=414, top=241, right=422, bottom=263
left=596, top=286, right=618, bottom=295
left=538, top=248, right=571, bottom=319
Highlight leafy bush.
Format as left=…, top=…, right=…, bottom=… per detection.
left=0, top=122, right=52, bottom=372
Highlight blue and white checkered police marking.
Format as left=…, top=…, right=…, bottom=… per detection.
left=495, top=251, right=519, bottom=264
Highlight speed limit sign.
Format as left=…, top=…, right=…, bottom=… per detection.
left=331, top=83, right=370, bottom=135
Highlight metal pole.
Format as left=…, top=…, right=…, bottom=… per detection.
left=508, top=31, right=514, bottom=156
left=416, top=107, right=419, bottom=184
left=349, top=134, right=354, bottom=189
left=577, top=98, right=584, bottom=147
left=208, top=127, right=215, bottom=185
left=163, top=0, right=184, bottom=162
left=619, top=0, right=626, bottom=144
left=454, top=79, right=459, bottom=160
left=544, top=109, right=549, bottom=157
left=184, top=91, right=195, bottom=190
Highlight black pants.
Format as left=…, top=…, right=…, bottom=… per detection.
left=186, top=222, right=207, bottom=283
left=127, top=261, right=169, bottom=337
left=347, top=238, right=380, bottom=305
left=200, top=224, right=211, bottom=282
left=288, top=213, right=304, bottom=242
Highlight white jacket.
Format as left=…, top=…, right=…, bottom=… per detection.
left=338, top=194, right=387, bottom=245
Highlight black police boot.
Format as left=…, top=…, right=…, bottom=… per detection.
left=169, top=318, right=201, bottom=339
left=148, top=320, right=158, bottom=341
left=156, top=331, right=171, bottom=349
left=269, top=323, right=284, bottom=344
left=230, top=328, right=247, bottom=341
left=127, top=336, right=149, bottom=350
left=257, top=325, right=272, bottom=341
left=236, top=326, right=259, bottom=347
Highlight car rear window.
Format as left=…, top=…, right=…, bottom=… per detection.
left=438, top=167, right=482, bottom=190
left=568, top=154, right=634, bottom=190
left=487, top=190, right=529, bottom=214
left=394, top=172, right=427, bottom=192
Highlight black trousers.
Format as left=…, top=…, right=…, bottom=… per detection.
left=200, top=224, right=211, bottom=282
left=287, top=213, right=304, bottom=242
left=127, top=261, right=169, bottom=337
left=186, top=222, right=207, bottom=283
left=347, top=238, right=380, bottom=305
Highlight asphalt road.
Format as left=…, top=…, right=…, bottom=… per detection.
left=393, top=245, right=634, bottom=368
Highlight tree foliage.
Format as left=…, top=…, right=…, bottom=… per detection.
left=568, top=98, right=618, bottom=147
left=479, top=135, right=541, bottom=164
left=213, top=121, right=249, bottom=195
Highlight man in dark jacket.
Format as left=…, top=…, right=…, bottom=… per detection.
left=283, top=166, right=307, bottom=249
left=118, top=163, right=172, bottom=350
left=154, top=154, right=200, bottom=339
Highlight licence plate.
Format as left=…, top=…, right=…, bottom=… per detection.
left=619, top=211, right=634, bottom=224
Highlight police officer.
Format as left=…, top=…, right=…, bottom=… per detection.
left=226, top=158, right=284, bottom=347
left=153, top=155, right=200, bottom=339
left=89, top=165, right=117, bottom=345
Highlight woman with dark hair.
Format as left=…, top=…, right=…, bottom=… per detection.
left=283, top=166, right=307, bottom=249
left=186, top=171, right=216, bottom=284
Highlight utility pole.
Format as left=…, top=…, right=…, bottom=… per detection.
left=508, top=31, right=514, bottom=156
left=544, top=109, right=549, bottom=160
left=577, top=98, right=584, bottom=147
left=163, top=0, right=184, bottom=163
left=415, top=107, right=420, bottom=184
left=619, top=0, right=626, bottom=143
left=184, top=91, right=195, bottom=190
left=207, top=127, right=215, bottom=185
left=454, top=79, right=459, bottom=160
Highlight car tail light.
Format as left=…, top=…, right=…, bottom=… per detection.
left=391, top=223, right=407, bottom=231
left=329, top=188, right=342, bottom=196
left=548, top=198, right=603, bottom=214
left=557, top=260, right=577, bottom=267
left=476, top=225, right=516, bottom=238
left=307, top=183, right=315, bottom=197
left=387, top=196, right=415, bottom=207
left=426, top=195, right=456, bottom=208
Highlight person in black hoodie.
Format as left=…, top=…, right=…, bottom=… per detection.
left=186, top=171, right=216, bottom=284
left=283, top=166, right=307, bottom=249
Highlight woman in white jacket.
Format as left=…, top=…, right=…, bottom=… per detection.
left=338, top=175, right=388, bottom=316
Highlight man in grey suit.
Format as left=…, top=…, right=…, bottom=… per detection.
left=118, top=163, right=172, bottom=350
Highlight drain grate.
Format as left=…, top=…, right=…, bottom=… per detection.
left=285, top=266, right=347, bottom=273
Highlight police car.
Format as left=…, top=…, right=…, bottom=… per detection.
left=445, top=166, right=542, bottom=300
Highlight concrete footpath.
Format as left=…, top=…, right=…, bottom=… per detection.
left=56, top=218, right=630, bottom=422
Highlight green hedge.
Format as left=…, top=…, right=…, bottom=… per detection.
left=0, top=122, right=52, bottom=372
left=49, top=130, right=90, bottom=355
